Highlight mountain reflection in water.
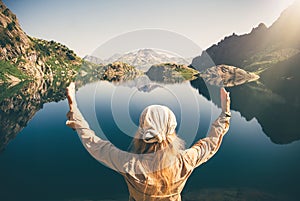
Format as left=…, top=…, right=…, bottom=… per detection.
left=191, top=75, right=300, bottom=144
left=1, top=70, right=299, bottom=151
left=0, top=79, right=71, bottom=152
left=0, top=71, right=299, bottom=201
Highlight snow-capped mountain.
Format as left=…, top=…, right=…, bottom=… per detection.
left=85, top=49, right=192, bottom=71
left=83, top=55, right=103, bottom=64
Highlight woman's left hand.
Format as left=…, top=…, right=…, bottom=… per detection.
left=66, top=82, right=76, bottom=112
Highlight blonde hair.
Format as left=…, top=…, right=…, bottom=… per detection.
left=130, top=131, right=185, bottom=197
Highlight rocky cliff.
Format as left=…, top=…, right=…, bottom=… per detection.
left=190, top=1, right=300, bottom=144
left=0, top=0, right=82, bottom=83
left=192, top=1, right=300, bottom=73
left=0, top=0, right=84, bottom=151
left=199, top=65, right=259, bottom=87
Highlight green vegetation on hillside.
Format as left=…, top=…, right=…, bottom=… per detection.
left=0, top=80, right=28, bottom=102
left=33, top=38, right=82, bottom=78
left=146, top=63, right=199, bottom=83
left=0, top=0, right=82, bottom=83
left=174, top=64, right=199, bottom=80
left=0, top=60, right=27, bottom=82
left=31, top=37, right=81, bottom=67
left=159, top=63, right=199, bottom=77
left=241, top=47, right=300, bottom=73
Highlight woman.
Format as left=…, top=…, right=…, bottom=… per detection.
left=66, top=82, right=231, bottom=201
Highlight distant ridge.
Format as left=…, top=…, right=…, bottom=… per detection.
left=85, top=48, right=192, bottom=71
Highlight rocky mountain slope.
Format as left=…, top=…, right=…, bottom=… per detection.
left=192, top=0, right=300, bottom=130
left=192, top=1, right=300, bottom=73
left=0, top=0, right=83, bottom=152
left=190, top=1, right=300, bottom=144
left=0, top=0, right=82, bottom=83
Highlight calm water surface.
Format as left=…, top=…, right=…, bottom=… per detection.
left=0, top=77, right=299, bottom=201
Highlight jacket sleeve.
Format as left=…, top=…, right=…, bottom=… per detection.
left=182, top=111, right=231, bottom=168
left=66, top=107, right=130, bottom=173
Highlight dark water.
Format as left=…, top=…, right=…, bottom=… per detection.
left=0, top=76, right=300, bottom=201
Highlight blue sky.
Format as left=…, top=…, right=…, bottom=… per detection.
left=3, top=0, right=295, bottom=57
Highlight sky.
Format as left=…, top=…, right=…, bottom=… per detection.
left=3, top=0, right=296, bottom=57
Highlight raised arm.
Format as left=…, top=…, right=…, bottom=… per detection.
left=182, top=88, right=231, bottom=168
left=66, top=83, right=129, bottom=172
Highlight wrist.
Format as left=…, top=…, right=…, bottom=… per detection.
left=222, top=110, right=231, bottom=117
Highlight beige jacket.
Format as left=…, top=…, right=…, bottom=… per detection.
left=66, top=106, right=230, bottom=201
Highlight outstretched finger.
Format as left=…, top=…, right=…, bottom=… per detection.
left=221, top=87, right=230, bottom=96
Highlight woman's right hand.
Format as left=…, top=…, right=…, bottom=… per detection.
left=220, top=87, right=230, bottom=113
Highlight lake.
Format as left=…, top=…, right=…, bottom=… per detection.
left=0, top=75, right=299, bottom=201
